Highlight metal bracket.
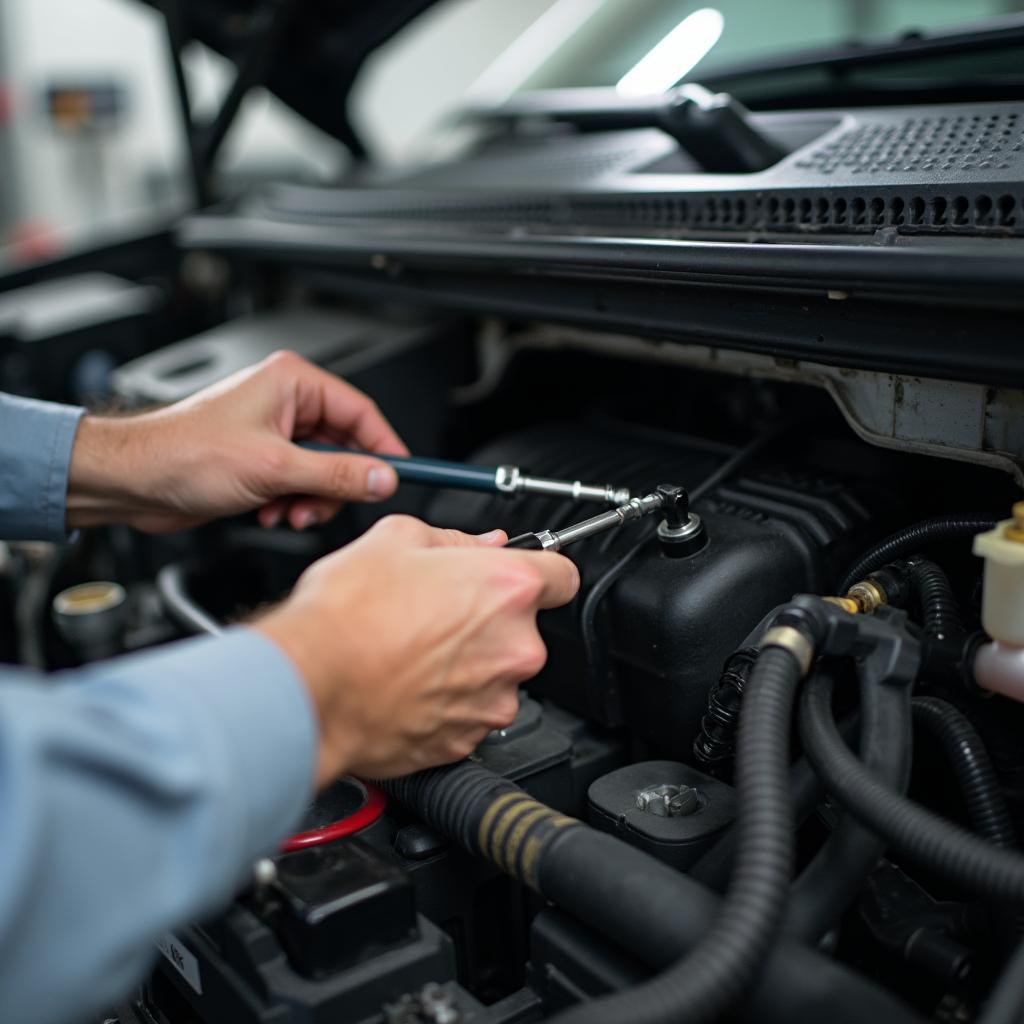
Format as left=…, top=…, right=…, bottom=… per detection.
left=515, top=327, right=1024, bottom=487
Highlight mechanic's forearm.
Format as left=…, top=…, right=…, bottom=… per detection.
left=66, top=412, right=169, bottom=529
left=0, top=629, right=316, bottom=1024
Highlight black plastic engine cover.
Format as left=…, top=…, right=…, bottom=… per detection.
left=427, top=421, right=878, bottom=757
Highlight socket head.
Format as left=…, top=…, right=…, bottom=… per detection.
left=655, top=483, right=707, bottom=558
left=655, top=484, right=688, bottom=529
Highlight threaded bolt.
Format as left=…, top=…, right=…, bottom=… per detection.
left=636, top=783, right=700, bottom=817
left=845, top=578, right=887, bottom=614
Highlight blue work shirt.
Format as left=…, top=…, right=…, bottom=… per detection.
left=0, top=393, right=317, bottom=1024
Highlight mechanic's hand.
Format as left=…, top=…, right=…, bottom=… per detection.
left=66, top=350, right=408, bottom=533
left=254, top=515, right=580, bottom=784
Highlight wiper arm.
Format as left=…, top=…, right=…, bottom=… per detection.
left=474, top=83, right=785, bottom=173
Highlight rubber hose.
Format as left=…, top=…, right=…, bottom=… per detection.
left=156, top=563, right=223, bottom=637
left=800, top=676, right=1024, bottom=904
left=379, top=761, right=512, bottom=861
left=839, top=516, right=996, bottom=594
left=907, top=558, right=965, bottom=641
left=379, top=763, right=925, bottom=1024
left=549, top=646, right=803, bottom=1024
left=690, top=750, right=824, bottom=893
left=689, top=714, right=859, bottom=894
left=912, top=697, right=1016, bottom=849
left=980, top=939, right=1024, bottom=1024
left=785, top=668, right=912, bottom=940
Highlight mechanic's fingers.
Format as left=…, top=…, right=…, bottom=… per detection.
left=280, top=446, right=399, bottom=503
left=463, top=678, right=526, bottom=724
left=287, top=356, right=409, bottom=457
left=287, top=497, right=343, bottom=531
left=369, top=515, right=506, bottom=548
left=258, top=497, right=290, bottom=529
left=516, top=552, right=581, bottom=610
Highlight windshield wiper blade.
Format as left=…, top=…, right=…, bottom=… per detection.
left=470, top=84, right=784, bottom=172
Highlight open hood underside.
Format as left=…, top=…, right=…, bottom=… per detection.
left=142, top=0, right=438, bottom=154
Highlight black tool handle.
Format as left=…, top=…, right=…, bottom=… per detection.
left=297, top=442, right=499, bottom=492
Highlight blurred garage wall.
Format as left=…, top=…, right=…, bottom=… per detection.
left=0, top=0, right=555, bottom=267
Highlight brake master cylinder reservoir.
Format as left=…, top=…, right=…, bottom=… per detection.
left=973, top=503, right=1024, bottom=701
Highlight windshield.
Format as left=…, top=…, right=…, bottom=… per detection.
left=355, top=0, right=1024, bottom=163
left=474, top=0, right=1024, bottom=99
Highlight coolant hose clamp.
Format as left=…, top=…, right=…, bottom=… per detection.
left=761, top=625, right=815, bottom=677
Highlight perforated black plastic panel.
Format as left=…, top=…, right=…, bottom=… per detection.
left=797, top=111, right=1024, bottom=176
left=257, top=101, right=1024, bottom=239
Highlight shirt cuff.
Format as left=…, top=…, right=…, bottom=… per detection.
left=0, top=394, right=83, bottom=541
left=77, top=627, right=318, bottom=863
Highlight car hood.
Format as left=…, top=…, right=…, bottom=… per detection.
left=141, top=0, right=438, bottom=154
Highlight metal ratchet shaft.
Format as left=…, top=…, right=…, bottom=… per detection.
left=298, top=443, right=629, bottom=506
left=495, top=465, right=630, bottom=505
left=505, top=492, right=665, bottom=551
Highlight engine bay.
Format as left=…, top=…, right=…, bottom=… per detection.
left=6, top=300, right=1019, bottom=1024
left=5, top=8, right=1024, bottom=1015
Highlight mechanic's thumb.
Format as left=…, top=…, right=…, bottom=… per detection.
left=282, top=445, right=399, bottom=503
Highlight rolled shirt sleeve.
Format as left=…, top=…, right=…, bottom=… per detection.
left=0, top=392, right=84, bottom=541
left=0, top=627, right=317, bottom=1024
